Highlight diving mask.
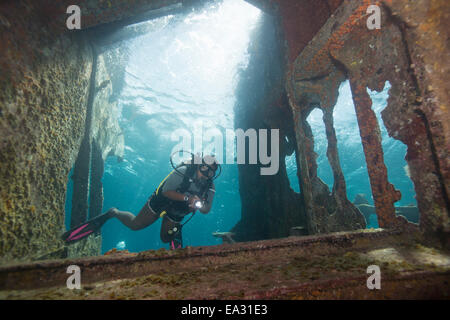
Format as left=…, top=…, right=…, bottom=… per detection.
left=199, top=164, right=215, bottom=178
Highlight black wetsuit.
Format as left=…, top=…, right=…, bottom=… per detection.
left=148, top=166, right=215, bottom=246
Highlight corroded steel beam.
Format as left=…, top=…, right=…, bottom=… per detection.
left=286, top=2, right=366, bottom=234
left=326, top=0, right=442, bottom=232
left=1, top=229, right=449, bottom=299
left=286, top=0, right=449, bottom=235
left=0, top=229, right=396, bottom=291
left=349, top=78, right=402, bottom=228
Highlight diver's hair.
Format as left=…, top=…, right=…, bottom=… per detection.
left=202, top=155, right=218, bottom=170
left=190, top=154, right=218, bottom=169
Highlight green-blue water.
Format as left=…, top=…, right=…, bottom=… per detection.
left=286, top=81, right=416, bottom=206
left=65, top=0, right=416, bottom=254
left=295, top=80, right=417, bottom=228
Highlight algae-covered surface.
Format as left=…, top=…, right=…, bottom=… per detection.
left=0, top=229, right=449, bottom=299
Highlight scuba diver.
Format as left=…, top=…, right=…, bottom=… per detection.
left=62, top=152, right=221, bottom=250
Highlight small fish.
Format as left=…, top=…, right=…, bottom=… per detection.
left=116, top=241, right=126, bottom=250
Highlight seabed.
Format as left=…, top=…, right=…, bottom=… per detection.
left=1, top=229, right=449, bottom=299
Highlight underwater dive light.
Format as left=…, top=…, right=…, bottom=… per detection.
left=194, top=200, right=203, bottom=209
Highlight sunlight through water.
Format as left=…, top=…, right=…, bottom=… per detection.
left=101, top=0, right=261, bottom=253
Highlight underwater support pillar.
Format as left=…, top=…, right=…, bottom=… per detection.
left=70, top=137, right=91, bottom=228
left=70, top=46, right=98, bottom=228
left=323, top=107, right=347, bottom=201
left=287, top=96, right=314, bottom=234
left=349, top=78, right=403, bottom=229
left=88, top=139, right=104, bottom=220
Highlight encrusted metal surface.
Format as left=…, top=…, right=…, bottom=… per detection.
left=287, top=0, right=449, bottom=244
left=0, top=229, right=449, bottom=299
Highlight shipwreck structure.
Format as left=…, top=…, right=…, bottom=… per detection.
left=0, top=0, right=449, bottom=299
